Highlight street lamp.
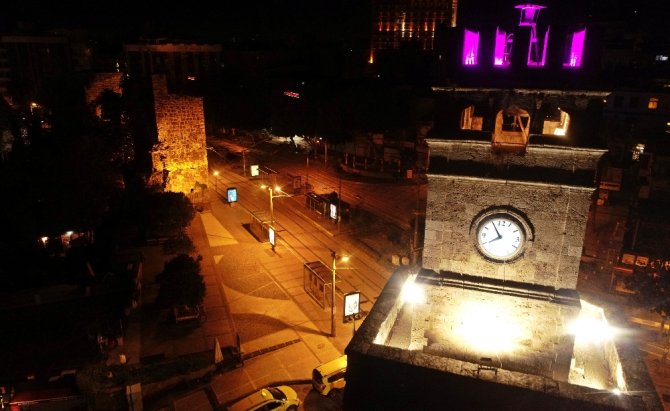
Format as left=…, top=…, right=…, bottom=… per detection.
left=331, top=251, right=349, bottom=337
left=212, top=170, right=219, bottom=191
left=260, top=184, right=280, bottom=226
left=261, top=185, right=290, bottom=251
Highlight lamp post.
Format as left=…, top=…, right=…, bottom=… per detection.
left=265, top=185, right=276, bottom=226
left=331, top=251, right=349, bottom=337
left=261, top=185, right=289, bottom=251
left=213, top=170, right=219, bottom=192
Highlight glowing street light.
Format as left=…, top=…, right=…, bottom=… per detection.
left=331, top=251, right=350, bottom=337
left=260, top=184, right=281, bottom=227
left=260, top=185, right=289, bottom=251
left=212, top=170, right=220, bottom=191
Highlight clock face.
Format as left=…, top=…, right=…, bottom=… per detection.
left=476, top=214, right=526, bottom=261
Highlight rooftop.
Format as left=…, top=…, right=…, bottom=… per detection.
left=345, top=268, right=662, bottom=410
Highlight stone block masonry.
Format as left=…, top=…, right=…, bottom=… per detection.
left=84, top=73, right=123, bottom=118
left=149, top=75, right=208, bottom=195
left=423, top=140, right=605, bottom=290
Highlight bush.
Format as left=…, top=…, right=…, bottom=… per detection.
left=162, top=233, right=195, bottom=255
left=156, top=254, right=205, bottom=307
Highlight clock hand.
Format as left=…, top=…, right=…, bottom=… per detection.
left=492, top=223, right=502, bottom=239
left=484, top=236, right=502, bottom=244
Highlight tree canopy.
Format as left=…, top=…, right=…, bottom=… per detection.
left=142, top=191, right=196, bottom=238
left=156, top=254, right=205, bottom=307
left=623, top=260, right=670, bottom=319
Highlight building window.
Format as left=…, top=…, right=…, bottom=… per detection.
left=462, top=29, right=479, bottom=66
left=632, top=143, right=645, bottom=161
left=542, top=108, right=570, bottom=136
left=493, top=27, right=513, bottom=68
left=563, top=28, right=587, bottom=68
left=648, top=97, right=659, bottom=109
left=460, top=105, right=483, bottom=130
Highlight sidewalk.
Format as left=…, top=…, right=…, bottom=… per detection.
left=106, top=179, right=396, bottom=409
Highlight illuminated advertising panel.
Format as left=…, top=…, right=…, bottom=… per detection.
left=227, top=187, right=238, bottom=203
left=250, top=165, right=260, bottom=177
left=344, top=291, right=361, bottom=320
left=330, top=204, right=337, bottom=220
left=269, top=226, right=275, bottom=247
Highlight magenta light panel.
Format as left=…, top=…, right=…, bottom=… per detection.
left=494, top=27, right=512, bottom=67
left=563, top=28, right=586, bottom=68
left=463, top=29, right=479, bottom=66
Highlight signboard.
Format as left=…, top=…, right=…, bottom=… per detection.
left=227, top=187, right=238, bottom=203
left=343, top=291, right=360, bottom=320
left=268, top=226, right=276, bottom=248
left=330, top=203, right=337, bottom=220
left=250, top=164, right=260, bottom=177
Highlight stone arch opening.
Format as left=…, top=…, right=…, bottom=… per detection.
left=460, top=104, right=483, bottom=131
left=493, top=106, right=530, bottom=150
left=542, top=106, right=571, bottom=136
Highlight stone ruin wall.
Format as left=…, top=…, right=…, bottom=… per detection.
left=84, top=73, right=124, bottom=115
left=148, top=75, right=208, bottom=195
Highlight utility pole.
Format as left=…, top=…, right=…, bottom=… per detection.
left=330, top=251, right=350, bottom=337
left=306, top=152, right=310, bottom=188
left=338, top=174, right=342, bottom=233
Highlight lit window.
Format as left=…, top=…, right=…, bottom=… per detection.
left=656, top=55, right=669, bottom=62
left=462, top=29, right=479, bottom=66
left=493, top=27, right=513, bottom=68
left=632, top=144, right=645, bottom=161
left=648, top=97, right=659, bottom=109
left=542, top=108, right=570, bottom=136
left=460, top=105, right=483, bottom=130
left=563, top=28, right=586, bottom=68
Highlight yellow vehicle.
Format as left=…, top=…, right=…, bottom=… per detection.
left=312, top=355, right=347, bottom=396
left=227, top=386, right=299, bottom=411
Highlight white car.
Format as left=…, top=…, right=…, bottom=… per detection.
left=227, top=385, right=300, bottom=411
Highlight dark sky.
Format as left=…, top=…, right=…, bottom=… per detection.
left=3, top=0, right=668, bottom=43
left=2, top=0, right=372, bottom=44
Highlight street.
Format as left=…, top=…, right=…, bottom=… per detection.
left=135, top=138, right=670, bottom=410
left=133, top=139, right=420, bottom=410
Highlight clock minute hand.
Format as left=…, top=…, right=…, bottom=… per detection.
left=483, top=223, right=503, bottom=244
left=492, top=223, right=502, bottom=239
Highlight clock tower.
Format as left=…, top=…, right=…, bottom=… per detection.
left=423, top=139, right=605, bottom=290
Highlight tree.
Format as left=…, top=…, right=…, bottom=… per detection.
left=143, top=191, right=196, bottom=238
left=623, top=260, right=670, bottom=333
left=156, top=254, right=205, bottom=307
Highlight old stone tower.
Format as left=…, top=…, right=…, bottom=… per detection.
left=148, top=75, right=208, bottom=195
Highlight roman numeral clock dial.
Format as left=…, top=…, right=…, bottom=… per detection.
left=475, top=213, right=527, bottom=262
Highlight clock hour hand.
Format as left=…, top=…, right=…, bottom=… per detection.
left=483, top=236, right=502, bottom=244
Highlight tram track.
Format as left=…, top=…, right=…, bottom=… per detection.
left=209, top=168, right=390, bottom=310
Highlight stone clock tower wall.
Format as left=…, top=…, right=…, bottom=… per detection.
left=423, top=140, right=606, bottom=290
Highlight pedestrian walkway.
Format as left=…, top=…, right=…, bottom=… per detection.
left=106, top=168, right=399, bottom=410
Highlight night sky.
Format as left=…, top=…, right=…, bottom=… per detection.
left=3, top=0, right=669, bottom=44
left=2, top=0, right=372, bottom=44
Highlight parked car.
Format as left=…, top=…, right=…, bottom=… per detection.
left=227, top=386, right=299, bottom=411
left=312, top=355, right=347, bottom=396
